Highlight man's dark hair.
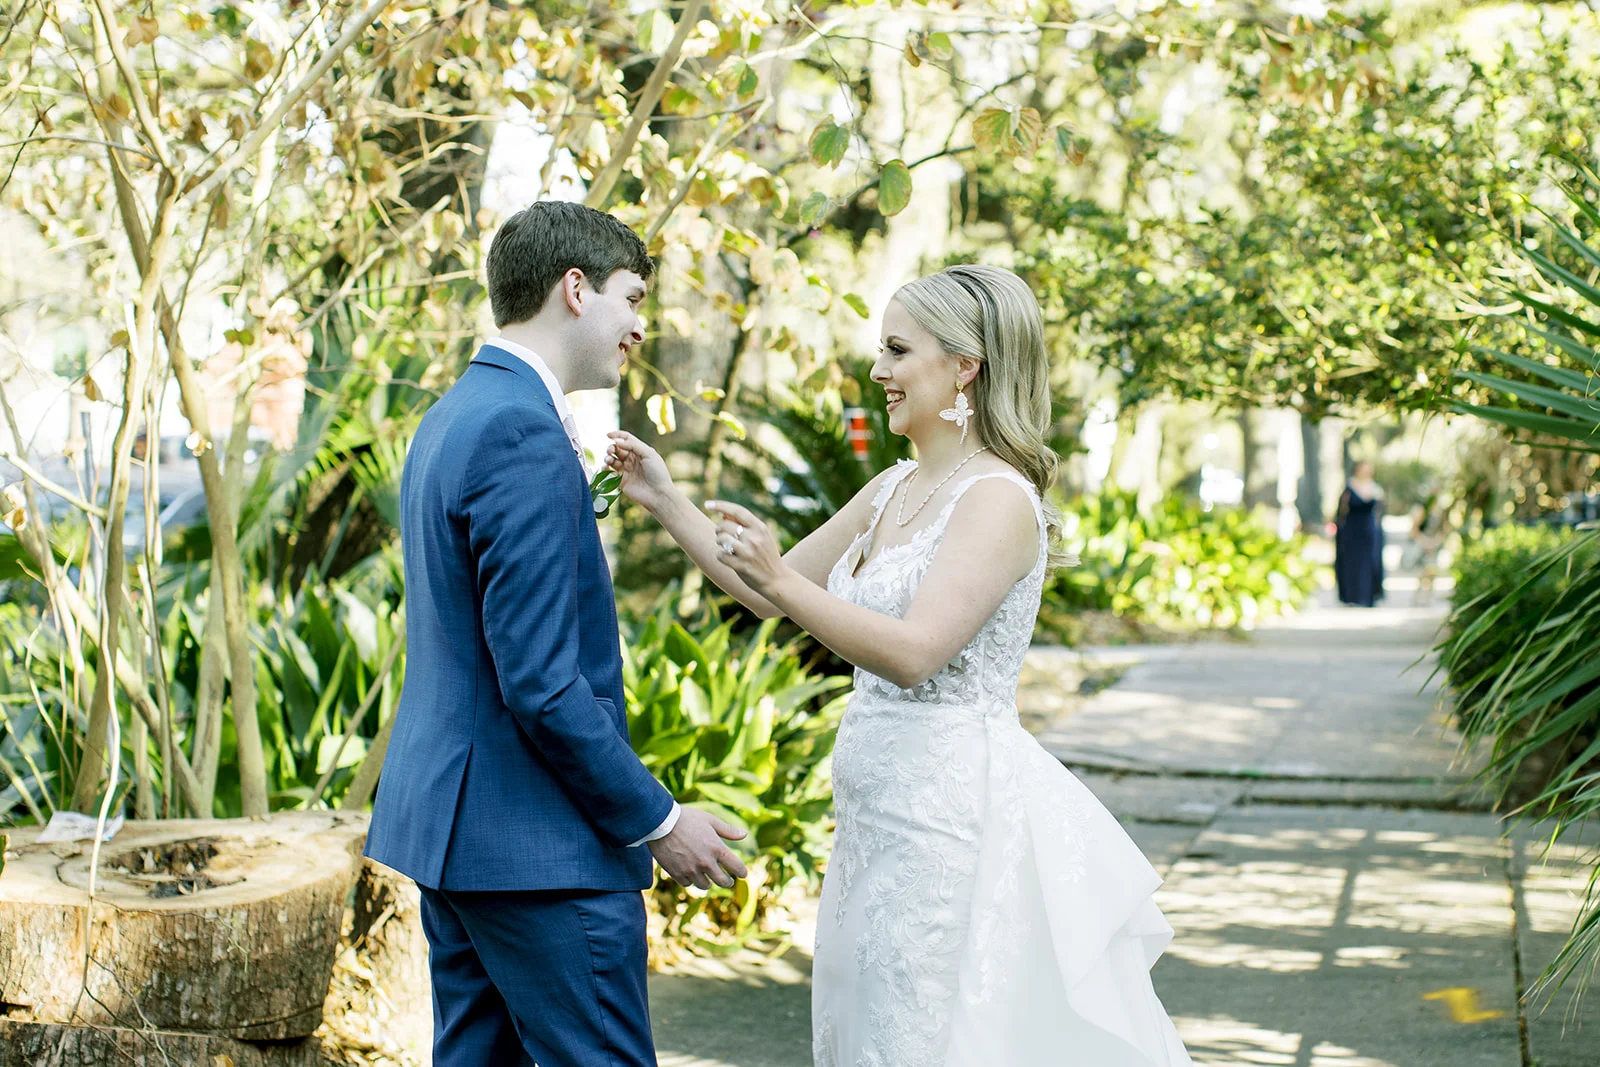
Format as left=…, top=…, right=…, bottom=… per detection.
left=486, top=201, right=655, bottom=328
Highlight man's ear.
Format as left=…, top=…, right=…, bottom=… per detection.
left=560, top=267, right=588, bottom=317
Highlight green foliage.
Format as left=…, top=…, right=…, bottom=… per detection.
left=621, top=596, right=849, bottom=947
left=1435, top=165, right=1600, bottom=1008
left=0, top=603, right=71, bottom=821
left=1009, top=16, right=1600, bottom=417
left=1038, top=491, right=1319, bottom=641
left=1370, top=458, right=1442, bottom=515
left=250, top=569, right=406, bottom=812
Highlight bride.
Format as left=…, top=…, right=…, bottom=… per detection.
left=605, top=264, right=1192, bottom=1066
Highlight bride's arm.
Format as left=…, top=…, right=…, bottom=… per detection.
left=606, top=432, right=892, bottom=619
left=708, top=480, right=1038, bottom=688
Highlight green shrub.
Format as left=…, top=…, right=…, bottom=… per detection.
left=1038, top=490, right=1319, bottom=641
left=621, top=595, right=850, bottom=951
left=1439, top=523, right=1600, bottom=802
left=1438, top=161, right=1600, bottom=1006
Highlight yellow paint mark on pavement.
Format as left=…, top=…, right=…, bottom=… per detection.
left=1422, top=987, right=1506, bottom=1023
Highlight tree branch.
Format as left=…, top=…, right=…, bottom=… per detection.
left=192, top=0, right=392, bottom=203
left=0, top=449, right=108, bottom=519
left=780, top=144, right=976, bottom=249
left=87, top=0, right=175, bottom=173
left=584, top=0, right=708, bottom=210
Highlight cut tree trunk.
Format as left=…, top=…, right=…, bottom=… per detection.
left=0, top=1019, right=323, bottom=1067
left=0, top=810, right=368, bottom=1040
left=318, top=859, right=432, bottom=1064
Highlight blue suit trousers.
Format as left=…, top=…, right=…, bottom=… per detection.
left=419, top=887, right=656, bottom=1067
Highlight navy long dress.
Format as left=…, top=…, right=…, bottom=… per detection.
left=1335, top=486, right=1384, bottom=607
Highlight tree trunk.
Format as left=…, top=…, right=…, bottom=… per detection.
left=0, top=812, right=366, bottom=1039
left=321, top=860, right=431, bottom=1064
left=1297, top=414, right=1324, bottom=528
left=0, top=1020, right=322, bottom=1067
left=1239, top=408, right=1275, bottom=509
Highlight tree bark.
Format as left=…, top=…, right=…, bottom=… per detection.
left=348, top=860, right=431, bottom=1062
left=0, top=812, right=366, bottom=1039
left=0, top=1020, right=322, bottom=1067
left=1297, top=414, right=1324, bottom=528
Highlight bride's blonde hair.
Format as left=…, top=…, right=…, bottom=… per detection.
left=893, top=264, right=1071, bottom=569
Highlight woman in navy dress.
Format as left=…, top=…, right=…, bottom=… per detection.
left=1334, top=461, right=1385, bottom=607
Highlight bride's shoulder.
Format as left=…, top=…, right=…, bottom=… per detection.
left=944, top=462, right=1040, bottom=524
left=959, top=457, right=1036, bottom=494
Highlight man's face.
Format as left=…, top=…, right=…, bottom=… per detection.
left=572, top=269, right=647, bottom=391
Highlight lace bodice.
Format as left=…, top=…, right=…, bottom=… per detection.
left=825, top=460, right=1048, bottom=709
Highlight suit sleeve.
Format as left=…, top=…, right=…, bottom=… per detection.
left=464, top=409, right=675, bottom=848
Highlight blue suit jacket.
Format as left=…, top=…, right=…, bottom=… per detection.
left=365, top=345, right=674, bottom=891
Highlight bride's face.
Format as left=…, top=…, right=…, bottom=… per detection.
left=872, top=299, right=962, bottom=439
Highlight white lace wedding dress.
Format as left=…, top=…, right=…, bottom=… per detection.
left=812, top=462, right=1193, bottom=1067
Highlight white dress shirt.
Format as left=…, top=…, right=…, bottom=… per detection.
left=485, top=337, right=682, bottom=848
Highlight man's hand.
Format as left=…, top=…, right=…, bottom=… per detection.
left=647, top=806, right=748, bottom=890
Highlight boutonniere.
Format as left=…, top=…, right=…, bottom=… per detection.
left=590, top=469, right=622, bottom=518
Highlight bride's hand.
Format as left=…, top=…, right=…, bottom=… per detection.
left=605, top=431, right=676, bottom=513
left=704, top=500, right=787, bottom=594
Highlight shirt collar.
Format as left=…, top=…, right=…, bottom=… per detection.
left=485, top=337, right=574, bottom=425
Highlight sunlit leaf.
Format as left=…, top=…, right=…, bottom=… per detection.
left=243, top=38, right=275, bottom=81
left=737, top=61, right=759, bottom=96
left=842, top=293, right=870, bottom=319
left=638, top=8, right=676, bottom=53
left=646, top=393, right=677, bottom=435
left=877, top=159, right=912, bottom=216
left=809, top=121, right=850, bottom=168
left=125, top=16, right=160, bottom=48
left=972, top=109, right=1011, bottom=153
left=662, top=307, right=695, bottom=336
left=1, top=484, right=26, bottom=532
left=799, top=191, right=830, bottom=226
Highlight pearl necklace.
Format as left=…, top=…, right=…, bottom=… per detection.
left=895, top=447, right=990, bottom=528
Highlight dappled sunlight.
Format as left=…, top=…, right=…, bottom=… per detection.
left=1201, top=827, right=1370, bottom=853
left=1172, top=1015, right=1303, bottom=1065
left=1307, top=1040, right=1402, bottom=1066
left=1166, top=936, right=1324, bottom=973
left=1159, top=860, right=1345, bottom=931
left=1348, top=867, right=1510, bottom=938
left=1054, top=689, right=1274, bottom=756
left=1413, top=836, right=1510, bottom=860
left=1522, top=858, right=1598, bottom=936
left=1331, top=944, right=1411, bottom=970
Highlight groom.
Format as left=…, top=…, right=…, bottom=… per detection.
left=366, top=201, right=747, bottom=1066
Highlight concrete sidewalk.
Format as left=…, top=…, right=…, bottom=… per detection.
left=650, top=591, right=1600, bottom=1066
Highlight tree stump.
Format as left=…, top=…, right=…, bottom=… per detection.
left=319, top=859, right=432, bottom=1064
left=0, top=1019, right=323, bottom=1066
left=0, top=810, right=368, bottom=1040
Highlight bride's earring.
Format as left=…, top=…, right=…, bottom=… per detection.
left=939, top=379, right=973, bottom=444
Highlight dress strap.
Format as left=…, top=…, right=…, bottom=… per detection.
left=865, top=460, right=918, bottom=534
left=934, top=471, right=1046, bottom=546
